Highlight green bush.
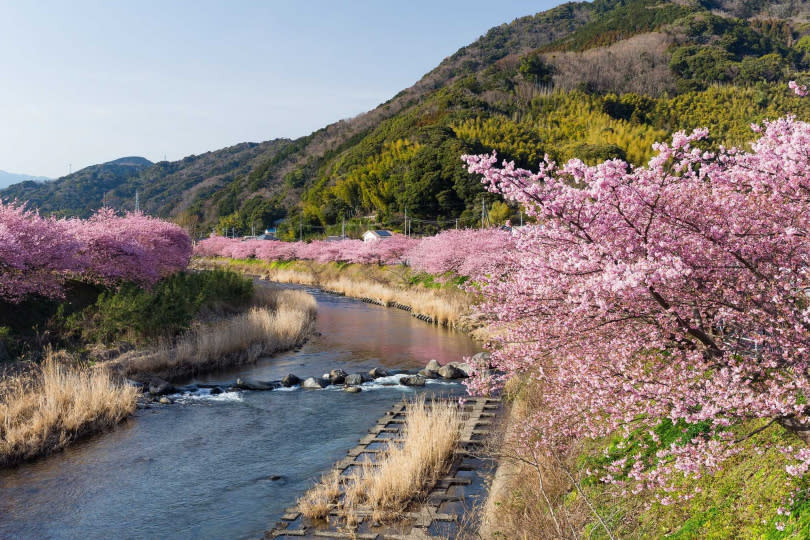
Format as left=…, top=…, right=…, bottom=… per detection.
left=68, top=270, right=253, bottom=344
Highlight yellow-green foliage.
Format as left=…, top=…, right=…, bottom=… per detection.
left=324, top=139, right=422, bottom=215
left=656, top=85, right=810, bottom=148
left=454, top=91, right=668, bottom=166
left=578, top=419, right=810, bottom=539
left=452, top=116, right=546, bottom=165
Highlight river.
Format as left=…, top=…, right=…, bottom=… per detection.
left=0, top=285, right=480, bottom=540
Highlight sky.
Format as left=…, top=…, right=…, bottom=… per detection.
left=0, top=0, right=563, bottom=179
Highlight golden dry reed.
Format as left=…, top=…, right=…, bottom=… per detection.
left=0, top=351, right=138, bottom=468
left=110, top=288, right=317, bottom=379
left=194, top=257, right=470, bottom=328
left=298, top=396, right=463, bottom=524
left=297, top=469, right=342, bottom=520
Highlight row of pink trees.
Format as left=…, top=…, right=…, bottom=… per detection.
left=194, top=228, right=515, bottom=275
left=0, top=202, right=192, bottom=303
left=462, top=83, right=810, bottom=488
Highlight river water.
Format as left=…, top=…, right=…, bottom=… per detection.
left=0, top=286, right=480, bottom=540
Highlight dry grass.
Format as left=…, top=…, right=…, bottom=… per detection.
left=344, top=397, right=463, bottom=523
left=298, top=469, right=342, bottom=520
left=193, top=257, right=471, bottom=328
left=0, top=350, right=138, bottom=468
left=108, top=288, right=317, bottom=379
left=296, top=398, right=464, bottom=526
left=478, top=377, right=588, bottom=540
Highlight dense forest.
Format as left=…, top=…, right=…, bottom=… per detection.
left=6, top=0, right=810, bottom=238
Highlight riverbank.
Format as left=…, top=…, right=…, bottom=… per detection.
left=0, top=351, right=139, bottom=468
left=192, top=257, right=477, bottom=331
left=106, top=287, right=316, bottom=381
left=0, top=281, right=318, bottom=469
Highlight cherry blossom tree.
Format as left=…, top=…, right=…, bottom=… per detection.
left=0, top=203, right=191, bottom=302
left=461, top=85, right=810, bottom=484
left=408, top=228, right=515, bottom=280
left=0, top=202, right=82, bottom=301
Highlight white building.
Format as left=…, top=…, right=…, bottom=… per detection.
left=362, top=230, right=392, bottom=242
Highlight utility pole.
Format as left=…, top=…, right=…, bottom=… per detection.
left=299, top=218, right=303, bottom=242
left=135, top=190, right=140, bottom=213
left=520, top=211, right=523, bottom=227
left=342, top=217, right=345, bottom=239
left=404, top=208, right=407, bottom=238
left=481, top=197, right=485, bottom=229
left=455, top=218, right=458, bottom=229
left=68, top=163, right=72, bottom=175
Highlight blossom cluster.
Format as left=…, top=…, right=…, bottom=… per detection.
left=194, top=227, right=514, bottom=279
left=461, top=87, right=810, bottom=486
left=0, top=202, right=192, bottom=302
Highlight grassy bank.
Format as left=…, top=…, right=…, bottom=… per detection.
left=0, top=272, right=318, bottom=468
left=0, top=351, right=139, bottom=468
left=107, top=287, right=316, bottom=379
left=480, top=377, right=810, bottom=539
left=299, top=397, right=463, bottom=524
left=192, top=257, right=472, bottom=329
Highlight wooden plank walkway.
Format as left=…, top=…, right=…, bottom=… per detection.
left=266, top=397, right=502, bottom=540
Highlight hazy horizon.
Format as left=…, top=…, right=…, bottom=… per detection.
left=1, top=0, right=560, bottom=178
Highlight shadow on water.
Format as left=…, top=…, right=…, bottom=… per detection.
left=0, top=286, right=480, bottom=540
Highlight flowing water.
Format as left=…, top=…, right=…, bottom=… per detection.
left=0, top=286, right=480, bottom=540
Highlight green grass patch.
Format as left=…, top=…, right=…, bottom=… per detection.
left=578, top=419, right=809, bottom=539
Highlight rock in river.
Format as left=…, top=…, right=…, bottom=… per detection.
left=344, top=386, right=362, bottom=393
left=344, top=373, right=365, bottom=386
left=302, top=377, right=327, bottom=389
left=368, top=367, right=389, bottom=379
left=438, top=364, right=467, bottom=379
left=401, top=375, right=426, bottom=387
left=281, top=374, right=300, bottom=387
left=235, top=378, right=275, bottom=391
left=329, top=369, right=348, bottom=384
left=450, top=362, right=472, bottom=377
left=425, top=359, right=442, bottom=372
left=148, top=378, right=175, bottom=396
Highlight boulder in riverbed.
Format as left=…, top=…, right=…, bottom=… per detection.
left=344, top=373, right=365, bottom=386
left=210, top=387, right=223, bottom=395
left=418, top=369, right=439, bottom=379
left=329, top=369, right=348, bottom=384
left=401, top=375, right=426, bottom=387
left=235, top=378, right=275, bottom=391
left=368, top=367, right=389, bottom=379
left=426, top=359, right=442, bottom=372
left=450, top=362, right=472, bottom=377
left=344, top=386, right=362, bottom=393
left=148, top=378, right=175, bottom=396
left=302, top=377, right=327, bottom=389
left=438, top=364, right=466, bottom=380
left=281, top=374, right=301, bottom=387
left=158, top=396, right=172, bottom=404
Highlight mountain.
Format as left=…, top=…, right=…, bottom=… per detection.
left=2, top=157, right=154, bottom=217
left=0, top=170, right=49, bottom=190
left=5, top=0, right=810, bottom=238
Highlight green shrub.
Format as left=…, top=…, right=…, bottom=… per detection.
left=67, top=270, right=253, bottom=344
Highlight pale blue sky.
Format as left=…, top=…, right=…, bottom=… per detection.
left=0, top=1, right=561, bottom=178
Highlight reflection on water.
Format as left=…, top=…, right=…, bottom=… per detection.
left=0, top=286, right=480, bottom=540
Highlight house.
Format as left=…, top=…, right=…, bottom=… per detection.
left=362, top=230, right=392, bottom=242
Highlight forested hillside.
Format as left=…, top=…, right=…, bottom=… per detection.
left=6, top=0, right=810, bottom=238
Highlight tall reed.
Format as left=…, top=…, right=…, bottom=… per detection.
left=297, top=397, right=464, bottom=523
left=110, top=288, right=317, bottom=378
left=0, top=351, right=138, bottom=467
